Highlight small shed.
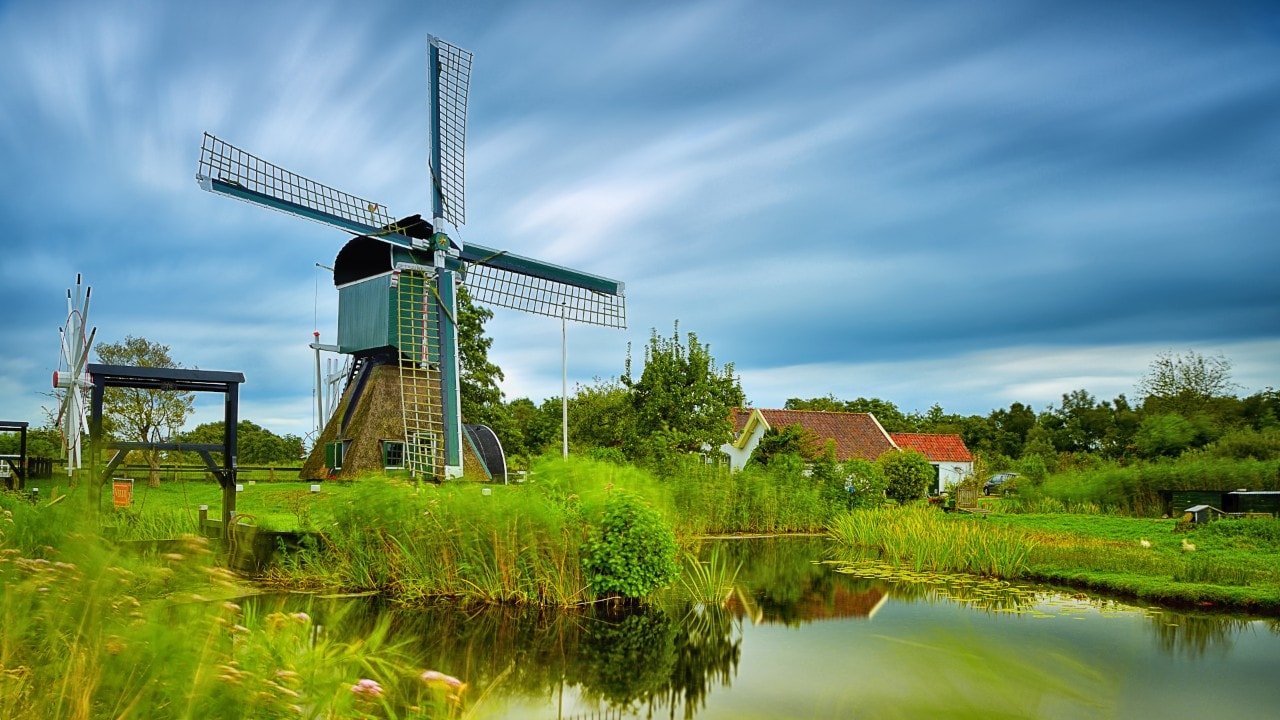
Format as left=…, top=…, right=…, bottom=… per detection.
left=1183, top=504, right=1213, bottom=524
left=1162, top=490, right=1231, bottom=517
left=1226, top=491, right=1280, bottom=518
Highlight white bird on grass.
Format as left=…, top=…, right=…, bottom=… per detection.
left=1181, top=538, right=1197, bottom=552
left=1139, top=538, right=1151, bottom=548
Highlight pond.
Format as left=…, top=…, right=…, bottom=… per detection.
left=249, top=537, right=1280, bottom=719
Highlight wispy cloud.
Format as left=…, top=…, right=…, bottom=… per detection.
left=1, top=0, right=1275, bottom=437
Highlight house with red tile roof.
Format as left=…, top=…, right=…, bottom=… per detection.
left=889, top=433, right=975, bottom=493
left=722, top=409, right=974, bottom=494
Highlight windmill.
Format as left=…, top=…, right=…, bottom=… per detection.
left=196, top=36, right=625, bottom=481
left=52, top=274, right=96, bottom=476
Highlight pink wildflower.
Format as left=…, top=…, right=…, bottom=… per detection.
left=351, top=678, right=383, bottom=697
left=421, top=670, right=465, bottom=690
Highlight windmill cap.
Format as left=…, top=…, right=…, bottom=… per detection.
left=383, top=214, right=434, bottom=240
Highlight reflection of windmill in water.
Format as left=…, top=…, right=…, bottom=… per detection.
left=197, top=36, right=625, bottom=482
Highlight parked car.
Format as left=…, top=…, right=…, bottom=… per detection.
left=982, top=472, right=1019, bottom=495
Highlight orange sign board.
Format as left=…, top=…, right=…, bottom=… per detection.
left=112, top=479, right=133, bottom=508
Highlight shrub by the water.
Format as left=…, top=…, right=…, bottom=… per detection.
left=581, top=491, right=680, bottom=600
left=878, top=449, right=935, bottom=502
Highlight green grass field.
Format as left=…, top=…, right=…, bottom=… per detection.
left=23, top=473, right=358, bottom=534
left=990, top=512, right=1280, bottom=611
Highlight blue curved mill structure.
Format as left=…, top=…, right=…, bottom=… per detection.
left=196, top=35, right=625, bottom=481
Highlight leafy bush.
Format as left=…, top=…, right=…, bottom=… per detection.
left=843, top=459, right=888, bottom=509
left=588, top=446, right=629, bottom=465
left=581, top=491, right=679, bottom=600
left=1204, top=427, right=1280, bottom=460
left=1199, top=516, right=1280, bottom=544
left=877, top=449, right=934, bottom=502
left=1015, top=454, right=1048, bottom=484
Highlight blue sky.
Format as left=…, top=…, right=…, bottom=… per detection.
left=1, top=0, right=1277, bottom=441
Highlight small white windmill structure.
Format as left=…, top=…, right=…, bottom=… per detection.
left=52, top=274, right=96, bottom=476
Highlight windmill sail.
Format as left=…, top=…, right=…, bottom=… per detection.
left=197, top=133, right=400, bottom=239
left=428, top=35, right=472, bottom=228
left=461, top=247, right=627, bottom=328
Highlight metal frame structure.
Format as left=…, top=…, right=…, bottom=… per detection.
left=86, top=364, right=244, bottom=538
left=54, top=274, right=96, bottom=474
left=0, top=420, right=28, bottom=490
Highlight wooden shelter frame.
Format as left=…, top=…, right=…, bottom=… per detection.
left=0, top=420, right=28, bottom=490
left=86, top=364, right=245, bottom=539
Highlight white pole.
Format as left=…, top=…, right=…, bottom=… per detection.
left=313, top=332, right=323, bottom=438
left=561, top=304, right=568, bottom=459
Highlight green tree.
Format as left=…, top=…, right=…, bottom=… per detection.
left=1137, top=350, right=1238, bottom=415
left=749, top=424, right=819, bottom=467
left=0, top=425, right=59, bottom=459
left=177, top=421, right=303, bottom=465
left=569, top=378, right=635, bottom=453
left=1133, top=413, right=1199, bottom=458
left=1020, top=425, right=1060, bottom=473
left=456, top=286, right=513, bottom=442
left=783, top=395, right=845, bottom=413
left=988, top=402, right=1036, bottom=458
left=96, top=336, right=194, bottom=487
left=841, top=397, right=909, bottom=432
left=877, top=449, right=934, bottom=503
left=1241, top=389, right=1280, bottom=430
left=503, top=397, right=558, bottom=458
left=622, top=324, right=744, bottom=465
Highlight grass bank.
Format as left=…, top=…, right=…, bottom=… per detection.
left=0, top=490, right=465, bottom=720
left=259, top=455, right=847, bottom=605
left=991, top=513, right=1280, bottom=612
left=826, top=505, right=1280, bottom=613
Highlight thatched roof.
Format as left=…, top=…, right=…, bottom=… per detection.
left=300, top=361, right=496, bottom=482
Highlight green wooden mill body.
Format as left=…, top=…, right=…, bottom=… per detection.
left=334, top=237, right=441, bottom=362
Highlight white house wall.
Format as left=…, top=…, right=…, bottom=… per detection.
left=722, top=420, right=768, bottom=472
left=935, top=462, right=974, bottom=494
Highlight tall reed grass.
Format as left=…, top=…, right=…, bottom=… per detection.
left=267, top=454, right=850, bottom=606
left=827, top=505, right=1038, bottom=577
left=665, top=459, right=839, bottom=535
left=676, top=546, right=741, bottom=606
left=0, top=491, right=462, bottom=719
left=269, top=469, right=606, bottom=606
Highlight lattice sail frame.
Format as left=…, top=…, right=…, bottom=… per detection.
left=463, top=262, right=627, bottom=328
left=198, top=133, right=397, bottom=233
left=429, top=36, right=472, bottom=228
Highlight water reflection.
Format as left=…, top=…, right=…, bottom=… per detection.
left=240, top=595, right=740, bottom=719
left=716, top=536, right=891, bottom=625
left=241, top=536, right=1280, bottom=719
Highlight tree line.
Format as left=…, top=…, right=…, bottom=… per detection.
left=488, top=347, right=1279, bottom=475
left=17, top=289, right=1272, bottom=485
